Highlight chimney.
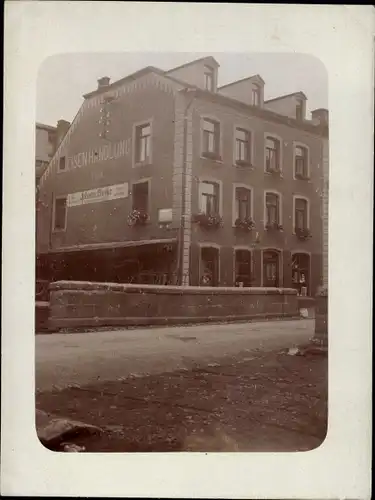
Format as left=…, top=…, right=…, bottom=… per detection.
left=56, top=119, right=70, bottom=150
left=98, top=76, right=110, bottom=89
left=311, top=108, right=329, bottom=126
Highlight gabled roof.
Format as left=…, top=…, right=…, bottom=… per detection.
left=165, top=56, right=220, bottom=74
left=218, top=74, right=265, bottom=90
left=264, top=91, right=307, bottom=104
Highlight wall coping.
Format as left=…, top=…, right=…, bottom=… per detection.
left=50, top=280, right=298, bottom=296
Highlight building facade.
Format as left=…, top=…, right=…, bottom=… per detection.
left=36, top=56, right=328, bottom=295
left=36, top=120, right=70, bottom=184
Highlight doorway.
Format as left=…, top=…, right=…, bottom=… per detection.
left=262, top=250, right=280, bottom=287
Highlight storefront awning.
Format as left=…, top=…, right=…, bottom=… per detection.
left=43, top=238, right=177, bottom=254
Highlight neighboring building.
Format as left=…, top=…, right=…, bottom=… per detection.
left=36, top=56, right=328, bottom=295
left=36, top=120, right=70, bottom=184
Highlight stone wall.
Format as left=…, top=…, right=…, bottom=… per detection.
left=48, top=281, right=300, bottom=330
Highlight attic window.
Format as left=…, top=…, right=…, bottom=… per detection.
left=296, top=99, right=304, bottom=120
left=204, top=66, right=214, bottom=92
left=252, top=84, right=261, bottom=106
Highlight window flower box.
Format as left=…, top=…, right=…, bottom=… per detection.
left=235, top=217, right=255, bottom=231
left=267, top=167, right=283, bottom=177
left=235, top=159, right=254, bottom=169
left=295, top=227, right=311, bottom=240
left=192, top=212, right=223, bottom=229
left=127, top=209, right=150, bottom=227
left=295, top=172, right=309, bottom=181
left=202, top=151, right=222, bottom=162
left=265, top=222, right=283, bottom=232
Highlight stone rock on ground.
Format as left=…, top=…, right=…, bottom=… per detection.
left=36, top=409, right=103, bottom=449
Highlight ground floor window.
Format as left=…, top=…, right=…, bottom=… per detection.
left=292, top=253, right=310, bottom=295
left=200, top=247, right=219, bottom=286
left=262, top=250, right=280, bottom=287
left=234, top=249, right=252, bottom=287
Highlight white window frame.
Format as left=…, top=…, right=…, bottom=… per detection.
left=233, top=246, right=254, bottom=286
left=264, top=133, right=283, bottom=174
left=133, top=118, right=153, bottom=167
left=198, top=242, right=221, bottom=285
left=57, top=155, right=67, bottom=174
left=260, top=248, right=283, bottom=287
left=200, top=115, right=223, bottom=162
left=252, top=84, right=261, bottom=106
left=197, top=176, right=223, bottom=216
left=204, top=66, right=215, bottom=92
left=131, top=177, right=152, bottom=215
left=52, top=195, right=68, bottom=232
left=292, top=195, right=310, bottom=234
left=232, top=183, right=254, bottom=226
left=263, top=190, right=283, bottom=229
left=233, top=125, right=254, bottom=166
left=293, top=142, right=310, bottom=180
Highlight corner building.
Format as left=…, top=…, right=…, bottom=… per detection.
left=36, top=56, right=328, bottom=295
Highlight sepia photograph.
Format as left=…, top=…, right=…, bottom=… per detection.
left=35, top=52, right=329, bottom=453
left=2, top=3, right=372, bottom=498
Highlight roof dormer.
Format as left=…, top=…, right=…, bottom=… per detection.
left=264, top=91, right=307, bottom=121
left=165, top=56, right=219, bottom=92
left=217, top=74, right=265, bottom=107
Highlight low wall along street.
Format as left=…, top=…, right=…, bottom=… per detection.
left=48, top=281, right=300, bottom=330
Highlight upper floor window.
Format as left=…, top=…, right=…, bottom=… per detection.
left=53, top=196, right=67, bottom=231
left=202, top=119, right=220, bottom=158
left=252, top=84, right=261, bottom=106
left=135, top=123, right=151, bottom=164
left=58, top=156, right=66, bottom=172
left=295, top=198, right=308, bottom=230
left=265, top=137, right=281, bottom=173
left=132, top=180, right=149, bottom=213
left=296, top=99, right=304, bottom=121
left=265, top=192, right=280, bottom=225
left=204, top=66, right=214, bottom=91
left=295, top=145, right=308, bottom=178
left=235, top=128, right=251, bottom=164
left=235, top=187, right=252, bottom=220
left=200, top=181, right=219, bottom=216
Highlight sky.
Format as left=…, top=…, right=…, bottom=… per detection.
left=37, top=52, right=328, bottom=126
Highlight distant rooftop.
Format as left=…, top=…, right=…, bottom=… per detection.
left=265, top=91, right=307, bottom=103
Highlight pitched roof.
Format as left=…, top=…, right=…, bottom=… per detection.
left=165, top=56, right=220, bottom=74
left=36, top=122, right=57, bottom=132
left=264, top=91, right=307, bottom=103
left=218, top=74, right=265, bottom=90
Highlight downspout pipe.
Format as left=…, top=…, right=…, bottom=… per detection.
left=178, top=89, right=196, bottom=286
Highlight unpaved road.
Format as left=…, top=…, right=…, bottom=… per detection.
left=35, top=319, right=314, bottom=391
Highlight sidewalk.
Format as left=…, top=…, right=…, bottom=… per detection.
left=36, top=319, right=314, bottom=391
left=36, top=345, right=327, bottom=452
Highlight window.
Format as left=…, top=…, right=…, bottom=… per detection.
left=132, top=181, right=149, bottom=213
left=295, top=146, right=308, bottom=178
left=235, top=187, right=251, bottom=220
left=200, top=181, right=219, bottom=216
left=265, top=137, right=280, bottom=172
left=53, top=197, right=67, bottom=231
left=204, top=66, right=214, bottom=91
left=235, top=128, right=251, bottom=163
left=235, top=249, right=252, bottom=287
left=295, top=198, right=308, bottom=231
left=201, top=247, right=219, bottom=286
left=59, top=156, right=66, bottom=171
left=252, top=84, right=261, bottom=106
left=296, top=99, right=304, bottom=121
left=135, top=123, right=151, bottom=163
left=202, top=119, right=220, bottom=157
left=265, top=192, right=280, bottom=225
left=263, top=251, right=280, bottom=287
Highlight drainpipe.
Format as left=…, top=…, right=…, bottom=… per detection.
left=178, top=89, right=196, bottom=286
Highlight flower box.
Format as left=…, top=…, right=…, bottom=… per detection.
left=295, top=172, right=309, bottom=181
left=295, top=227, right=311, bottom=240
left=127, top=209, right=150, bottom=227
left=234, top=217, right=255, bottom=231
left=235, top=159, right=254, bottom=169
left=266, top=167, right=282, bottom=176
left=192, top=212, right=223, bottom=229
left=202, top=151, right=222, bottom=162
left=265, top=222, right=283, bottom=231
